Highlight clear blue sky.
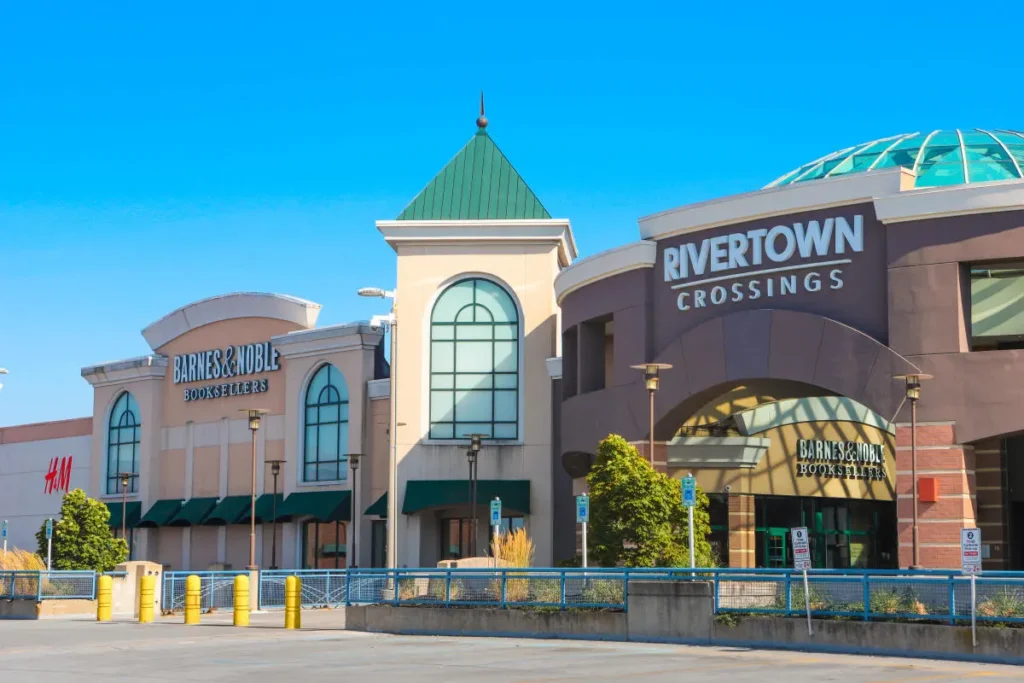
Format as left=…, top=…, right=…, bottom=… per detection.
left=2, top=2, right=1021, bottom=426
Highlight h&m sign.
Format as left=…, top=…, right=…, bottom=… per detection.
left=173, top=342, right=281, bottom=402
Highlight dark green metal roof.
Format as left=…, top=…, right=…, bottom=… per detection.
left=167, top=497, right=219, bottom=527
left=396, top=126, right=550, bottom=221
left=277, top=490, right=351, bottom=522
left=402, top=480, right=530, bottom=515
left=365, top=492, right=387, bottom=517
left=137, top=499, right=186, bottom=528
left=105, top=501, right=142, bottom=529
left=203, top=495, right=251, bottom=525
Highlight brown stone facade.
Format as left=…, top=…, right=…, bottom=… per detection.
left=727, top=494, right=755, bottom=568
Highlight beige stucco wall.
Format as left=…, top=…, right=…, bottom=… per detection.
left=392, top=240, right=563, bottom=566
left=192, top=446, right=220, bottom=498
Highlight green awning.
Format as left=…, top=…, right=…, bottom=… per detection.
left=238, top=493, right=285, bottom=523
left=167, top=497, right=219, bottom=526
left=106, top=501, right=142, bottom=529
left=137, top=499, right=186, bottom=528
left=277, top=490, right=351, bottom=522
left=365, top=493, right=387, bottom=517
left=320, top=543, right=347, bottom=556
left=402, top=480, right=530, bottom=515
left=203, top=495, right=251, bottom=525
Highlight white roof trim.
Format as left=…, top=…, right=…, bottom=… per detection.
left=638, top=167, right=913, bottom=241
left=554, top=240, right=656, bottom=304
left=376, top=219, right=578, bottom=267
left=142, top=292, right=321, bottom=351
left=272, top=322, right=384, bottom=359
left=874, top=180, right=1024, bottom=224
left=367, top=378, right=391, bottom=400
left=81, top=355, right=169, bottom=387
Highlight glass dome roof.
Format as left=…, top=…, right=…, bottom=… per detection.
left=766, top=130, right=1024, bottom=189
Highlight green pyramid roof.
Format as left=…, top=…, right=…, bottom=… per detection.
left=396, top=126, right=551, bottom=221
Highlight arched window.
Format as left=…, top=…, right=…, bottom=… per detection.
left=107, top=392, right=141, bottom=494
left=304, top=363, right=349, bottom=482
left=430, top=278, right=519, bottom=440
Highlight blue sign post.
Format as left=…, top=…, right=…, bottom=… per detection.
left=576, top=494, right=590, bottom=568
left=45, top=518, right=53, bottom=570
left=682, top=475, right=696, bottom=571
left=490, top=498, right=502, bottom=549
left=1, top=519, right=7, bottom=557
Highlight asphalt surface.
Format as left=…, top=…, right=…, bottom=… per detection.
left=0, top=611, right=1020, bottom=682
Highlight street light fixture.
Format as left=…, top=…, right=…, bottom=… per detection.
left=241, top=408, right=268, bottom=571
left=893, top=373, right=933, bottom=570
left=358, top=285, right=398, bottom=570
left=265, top=458, right=286, bottom=569
left=463, top=434, right=485, bottom=558
left=116, top=471, right=139, bottom=555
left=630, top=363, right=673, bottom=465
left=348, top=453, right=363, bottom=568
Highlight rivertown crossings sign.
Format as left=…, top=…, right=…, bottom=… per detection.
left=173, top=342, right=281, bottom=402
left=663, top=215, right=865, bottom=311
left=796, top=439, right=888, bottom=481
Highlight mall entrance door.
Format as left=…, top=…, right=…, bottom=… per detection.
left=754, top=496, right=896, bottom=569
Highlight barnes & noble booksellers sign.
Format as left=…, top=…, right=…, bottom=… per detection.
left=174, top=342, right=281, bottom=402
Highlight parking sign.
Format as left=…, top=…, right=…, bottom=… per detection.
left=490, top=498, right=502, bottom=526
left=961, top=528, right=982, bottom=576
left=1, top=520, right=6, bottom=539
left=681, top=476, right=696, bottom=508
left=576, top=495, right=589, bottom=524
left=792, top=527, right=811, bottom=571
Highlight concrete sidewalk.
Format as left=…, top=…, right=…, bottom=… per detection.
left=0, top=610, right=1021, bottom=682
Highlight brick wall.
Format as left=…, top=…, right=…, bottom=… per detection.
left=728, top=493, right=755, bottom=568
left=895, top=422, right=976, bottom=568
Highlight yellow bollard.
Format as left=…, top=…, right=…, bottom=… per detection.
left=138, top=575, right=155, bottom=624
left=284, top=575, right=301, bottom=630
left=96, top=575, right=112, bottom=622
left=233, top=574, right=250, bottom=627
left=184, top=574, right=201, bottom=625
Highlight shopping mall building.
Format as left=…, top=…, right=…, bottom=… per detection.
left=3, top=123, right=1024, bottom=571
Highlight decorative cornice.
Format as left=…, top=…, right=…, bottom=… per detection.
left=367, top=378, right=390, bottom=400
left=272, top=322, right=383, bottom=360
left=554, top=240, right=656, bottom=304
left=545, top=356, right=562, bottom=380
left=142, top=292, right=321, bottom=352
left=375, top=219, right=578, bottom=267
left=81, top=355, right=169, bottom=387
left=638, top=167, right=912, bottom=241
left=874, top=179, right=1024, bottom=224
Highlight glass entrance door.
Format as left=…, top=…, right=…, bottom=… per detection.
left=765, top=527, right=789, bottom=568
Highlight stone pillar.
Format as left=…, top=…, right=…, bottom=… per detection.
left=895, top=422, right=976, bottom=569
left=727, top=493, right=755, bottom=568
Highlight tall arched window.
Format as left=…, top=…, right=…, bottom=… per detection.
left=107, top=392, right=141, bottom=494
left=304, top=363, right=349, bottom=482
left=430, top=278, right=519, bottom=440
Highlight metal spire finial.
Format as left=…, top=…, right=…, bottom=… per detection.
left=477, top=91, right=488, bottom=129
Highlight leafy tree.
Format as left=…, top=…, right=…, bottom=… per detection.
left=36, top=489, right=128, bottom=571
left=587, top=434, right=713, bottom=567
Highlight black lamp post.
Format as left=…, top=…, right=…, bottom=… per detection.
left=630, top=363, right=673, bottom=465
left=265, top=459, right=285, bottom=569
left=464, top=434, right=484, bottom=557
left=894, top=373, right=932, bottom=570
left=241, top=408, right=268, bottom=571
left=348, top=453, right=363, bottom=568
left=116, top=471, right=138, bottom=556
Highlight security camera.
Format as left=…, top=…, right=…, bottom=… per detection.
left=724, top=484, right=732, bottom=493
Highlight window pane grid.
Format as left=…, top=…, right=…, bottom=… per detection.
left=303, top=364, right=349, bottom=482
left=430, top=278, right=520, bottom=441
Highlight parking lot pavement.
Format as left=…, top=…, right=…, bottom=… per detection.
left=0, top=612, right=1020, bottom=683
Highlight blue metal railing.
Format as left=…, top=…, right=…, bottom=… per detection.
left=162, top=570, right=248, bottom=613
left=0, top=570, right=97, bottom=600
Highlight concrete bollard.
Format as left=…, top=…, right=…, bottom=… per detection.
left=138, top=575, right=155, bottom=624
left=184, top=574, right=201, bottom=625
left=233, top=574, right=250, bottom=627
left=284, top=575, right=301, bottom=630
left=96, top=575, right=112, bottom=622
